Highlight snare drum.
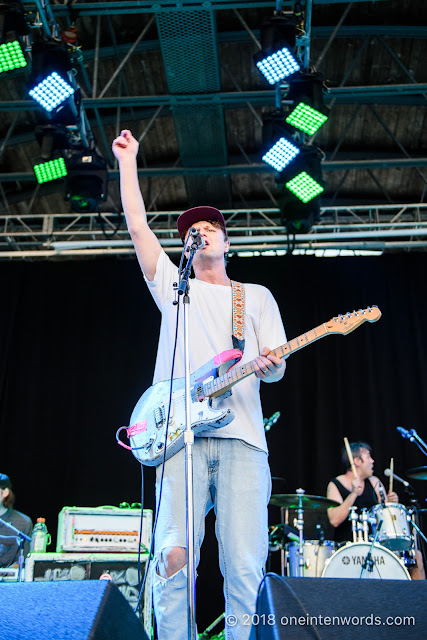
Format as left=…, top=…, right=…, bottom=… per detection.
left=286, top=540, right=335, bottom=577
left=370, top=503, right=412, bottom=551
left=321, top=542, right=410, bottom=580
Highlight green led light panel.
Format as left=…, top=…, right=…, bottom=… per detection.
left=0, top=41, right=27, bottom=73
left=34, top=158, right=67, bottom=184
left=285, top=172, right=324, bottom=203
left=286, top=102, right=328, bottom=135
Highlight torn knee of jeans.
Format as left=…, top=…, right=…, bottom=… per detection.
left=156, top=546, right=187, bottom=579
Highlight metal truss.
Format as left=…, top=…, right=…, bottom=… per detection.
left=22, top=0, right=391, bottom=17
left=1, top=203, right=426, bottom=259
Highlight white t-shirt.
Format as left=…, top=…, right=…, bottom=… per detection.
left=145, top=251, right=287, bottom=452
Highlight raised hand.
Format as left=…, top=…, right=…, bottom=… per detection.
left=112, top=129, right=139, bottom=162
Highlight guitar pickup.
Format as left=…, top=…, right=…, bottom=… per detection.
left=154, top=404, right=166, bottom=429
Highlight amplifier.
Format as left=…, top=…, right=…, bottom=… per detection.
left=25, top=552, right=152, bottom=637
left=56, top=506, right=152, bottom=553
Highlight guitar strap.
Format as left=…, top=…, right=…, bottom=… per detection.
left=231, top=280, right=245, bottom=355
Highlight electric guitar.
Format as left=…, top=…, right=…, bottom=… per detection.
left=121, top=307, right=381, bottom=466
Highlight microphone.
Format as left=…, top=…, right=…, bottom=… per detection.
left=384, top=468, right=411, bottom=488
left=189, top=227, right=205, bottom=249
left=263, top=411, right=281, bottom=432
left=397, top=426, right=414, bottom=441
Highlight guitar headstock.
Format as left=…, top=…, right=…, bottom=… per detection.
left=324, top=306, right=381, bottom=335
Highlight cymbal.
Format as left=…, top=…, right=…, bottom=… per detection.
left=406, top=466, right=427, bottom=481
left=269, top=494, right=340, bottom=510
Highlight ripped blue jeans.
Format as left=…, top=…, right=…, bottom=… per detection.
left=153, top=437, right=271, bottom=640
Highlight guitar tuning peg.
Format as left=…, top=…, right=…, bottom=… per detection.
left=353, top=310, right=358, bottom=315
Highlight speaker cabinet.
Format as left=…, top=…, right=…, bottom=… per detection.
left=256, top=573, right=427, bottom=639
left=0, top=580, right=149, bottom=640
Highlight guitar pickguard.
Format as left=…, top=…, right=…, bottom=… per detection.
left=128, top=359, right=236, bottom=466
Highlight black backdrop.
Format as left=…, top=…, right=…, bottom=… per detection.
left=1, top=253, right=427, bottom=631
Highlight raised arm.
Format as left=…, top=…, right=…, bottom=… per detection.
left=112, top=129, right=162, bottom=280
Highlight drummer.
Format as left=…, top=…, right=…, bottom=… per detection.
left=326, top=441, right=425, bottom=580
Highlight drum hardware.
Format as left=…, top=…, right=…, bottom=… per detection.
left=359, top=508, right=370, bottom=544
left=349, top=507, right=359, bottom=543
left=294, top=488, right=306, bottom=578
left=410, top=519, right=427, bottom=546
left=360, top=519, right=383, bottom=577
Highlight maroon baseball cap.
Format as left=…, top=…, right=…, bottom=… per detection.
left=177, top=206, right=227, bottom=242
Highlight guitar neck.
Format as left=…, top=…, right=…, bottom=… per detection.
left=204, top=322, right=329, bottom=398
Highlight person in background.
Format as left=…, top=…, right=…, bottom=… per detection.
left=326, top=442, right=425, bottom=580
left=0, top=473, right=32, bottom=568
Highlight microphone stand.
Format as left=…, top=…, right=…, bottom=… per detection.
left=397, top=427, right=427, bottom=457
left=0, top=517, right=31, bottom=583
left=177, top=238, right=199, bottom=640
left=360, top=520, right=383, bottom=579
left=408, top=429, right=427, bottom=457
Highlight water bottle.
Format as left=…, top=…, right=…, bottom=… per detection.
left=30, top=517, right=51, bottom=553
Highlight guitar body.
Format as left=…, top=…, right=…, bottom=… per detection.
left=128, top=349, right=243, bottom=466
left=122, top=307, right=381, bottom=466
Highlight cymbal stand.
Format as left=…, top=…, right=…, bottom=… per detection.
left=280, top=506, right=286, bottom=577
left=411, top=521, right=427, bottom=546
left=294, top=488, right=305, bottom=577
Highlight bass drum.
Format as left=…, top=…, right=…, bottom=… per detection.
left=321, top=542, right=410, bottom=580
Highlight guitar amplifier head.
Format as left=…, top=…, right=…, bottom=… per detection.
left=56, top=506, right=152, bottom=554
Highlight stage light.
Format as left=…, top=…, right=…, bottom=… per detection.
left=277, top=147, right=324, bottom=232
left=286, top=102, right=328, bottom=135
left=285, top=73, right=329, bottom=135
left=261, top=113, right=301, bottom=171
left=29, top=70, right=74, bottom=112
left=263, top=137, right=300, bottom=172
left=0, top=1, right=30, bottom=72
left=285, top=171, right=324, bottom=203
left=33, top=157, right=67, bottom=184
left=0, top=39, right=26, bottom=72
left=65, top=150, right=108, bottom=213
left=279, top=146, right=324, bottom=204
left=254, top=15, right=300, bottom=84
left=28, top=40, right=75, bottom=113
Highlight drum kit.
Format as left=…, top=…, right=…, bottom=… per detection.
left=268, top=467, right=427, bottom=581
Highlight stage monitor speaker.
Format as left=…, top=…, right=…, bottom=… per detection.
left=256, top=573, right=427, bottom=640
left=0, top=580, right=149, bottom=640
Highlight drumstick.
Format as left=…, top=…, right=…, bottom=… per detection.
left=389, top=457, right=394, bottom=494
left=344, top=437, right=358, bottom=478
